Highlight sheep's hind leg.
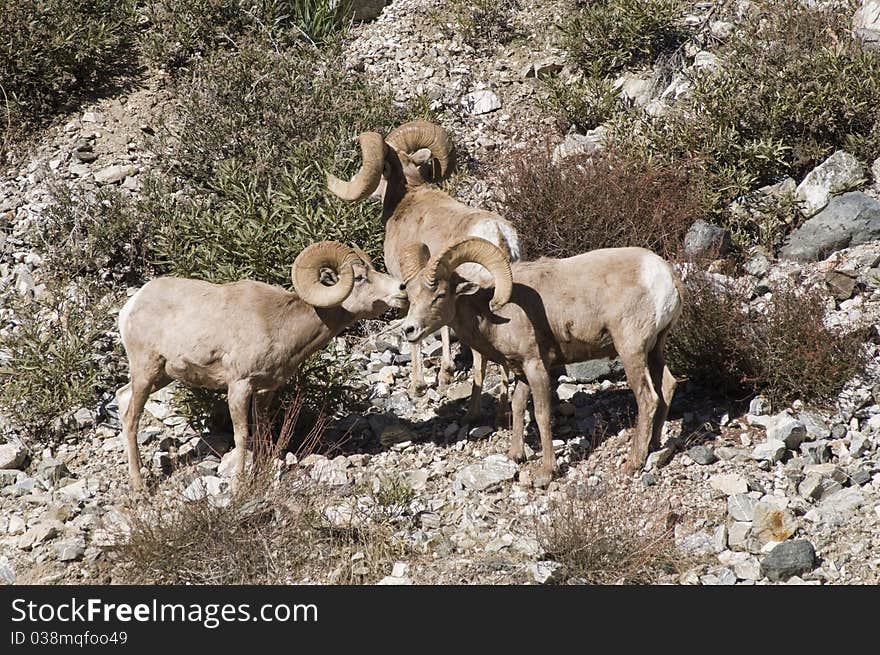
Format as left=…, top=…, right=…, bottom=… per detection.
left=119, top=362, right=167, bottom=491
left=227, top=379, right=255, bottom=488
left=619, top=351, right=660, bottom=476
left=648, top=330, right=676, bottom=450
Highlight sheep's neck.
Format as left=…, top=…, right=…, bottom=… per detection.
left=276, top=301, right=354, bottom=370
left=448, top=291, right=508, bottom=365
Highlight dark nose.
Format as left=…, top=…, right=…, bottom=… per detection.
left=399, top=283, right=406, bottom=292
left=403, top=324, right=416, bottom=337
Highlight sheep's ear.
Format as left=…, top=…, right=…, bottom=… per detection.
left=454, top=280, right=480, bottom=296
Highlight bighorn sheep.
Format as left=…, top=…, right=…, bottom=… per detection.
left=398, top=238, right=683, bottom=486
left=327, top=121, right=521, bottom=421
left=116, top=241, right=407, bottom=490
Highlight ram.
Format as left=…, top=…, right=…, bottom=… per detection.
left=398, top=238, right=683, bottom=486
left=116, top=241, right=407, bottom=490
left=327, top=121, right=520, bottom=421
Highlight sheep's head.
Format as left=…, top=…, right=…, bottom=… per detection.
left=292, top=241, right=407, bottom=317
left=400, top=238, right=512, bottom=343
left=326, top=121, right=455, bottom=202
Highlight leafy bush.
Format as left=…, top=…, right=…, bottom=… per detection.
left=544, top=72, right=621, bottom=133
left=563, top=0, right=687, bottom=78
left=0, top=0, right=139, bottom=138
left=611, top=0, right=880, bottom=209
left=667, top=269, right=867, bottom=405
left=443, top=0, right=522, bottom=49
left=148, top=36, right=415, bottom=283
left=500, top=147, right=707, bottom=260
left=35, top=184, right=157, bottom=287
left=0, top=286, right=120, bottom=434
left=141, top=0, right=352, bottom=71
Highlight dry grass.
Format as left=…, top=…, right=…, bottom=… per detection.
left=535, top=483, right=691, bottom=584
left=106, top=397, right=415, bottom=584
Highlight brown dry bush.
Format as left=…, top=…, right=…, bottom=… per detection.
left=667, top=269, right=867, bottom=405
left=535, top=485, right=689, bottom=584
left=500, top=147, right=707, bottom=260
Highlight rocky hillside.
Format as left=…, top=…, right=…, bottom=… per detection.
left=1, top=0, right=880, bottom=585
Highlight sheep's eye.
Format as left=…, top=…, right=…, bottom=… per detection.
left=432, top=293, right=446, bottom=304
left=354, top=274, right=366, bottom=283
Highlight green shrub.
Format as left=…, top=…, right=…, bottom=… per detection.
left=667, top=269, right=867, bottom=405
left=35, top=184, right=157, bottom=287
left=544, top=72, right=621, bottom=133
left=148, top=38, right=411, bottom=283
left=0, top=285, right=120, bottom=434
left=563, top=0, right=688, bottom=78
left=500, top=147, right=707, bottom=260
left=611, top=0, right=880, bottom=210
left=0, top=0, right=139, bottom=138
left=442, top=0, right=521, bottom=49
left=141, top=0, right=352, bottom=70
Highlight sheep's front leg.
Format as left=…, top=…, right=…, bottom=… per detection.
left=524, top=362, right=556, bottom=488
left=227, top=379, right=255, bottom=486
left=409, top=342, right=427, bottom=397
left=507, top=377, right=531, bottom=463
left=463, top=349, right=487, bottom=424
left=438, top=325, right=453, bottom=390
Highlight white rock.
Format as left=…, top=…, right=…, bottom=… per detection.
left=0, top=443, right=27, bottom=470
left=529, top=560, right=564, bottom=584
left=709, top=473, right=748, bottom=495
left=182, top=476, right=227, bottom=501
left=795, top=150, right=865, bottom=217
left=462, top=90, right=501, bottom=115
left=455, top=454, right=518, bottom=491
left=752, top=439, right=786, bottom=463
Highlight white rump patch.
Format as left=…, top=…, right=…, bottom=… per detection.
left=468, top=219, right=522, bottom=262
left=639, top=254, right=680, bottom=330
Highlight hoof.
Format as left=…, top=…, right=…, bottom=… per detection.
left=533, top=466, right=555, bottom=489
left=506, top=447, right=525, bottom=464
left=408, top=382, right=427, bottom=398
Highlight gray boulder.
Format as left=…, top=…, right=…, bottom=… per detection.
left=684, top=220, right=731, bottom=258
left=780, top=192, right=880, bottom=261
left=760, top=540, right=816, bottom=582
left=564, top=358, right=622, bottom=382
left=0, top=443, right=27, bottom=470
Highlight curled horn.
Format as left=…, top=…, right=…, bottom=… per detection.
left=399, top=242, right=430, bottom=283
left=385, top=120, right=456, bottom=181
left=326, top=132, right=387, bottom=201
left=424, top=238, right=512, bottom=311
left=291, top=241, right=357, bottom=308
